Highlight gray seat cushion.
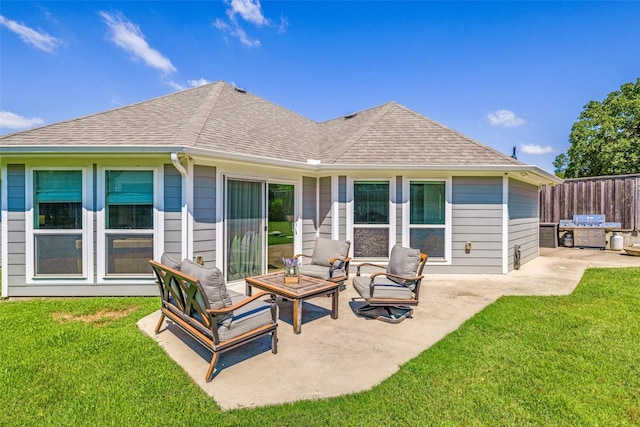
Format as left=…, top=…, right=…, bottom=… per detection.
left=311, top=238, right=350, bottom=267
left=353, top=275, right=413, bottom=300
left=299, top=264, right=346, bottom=281
left=386, top=244, right=421, bottom=287
left=218, top=291, right=276, bottom=341
left=161, top=253, right=181, bottom=270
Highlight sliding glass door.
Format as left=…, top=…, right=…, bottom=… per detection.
left=267, top=183, right=295, bottom=272
left=226, top=179, right=264, bottom=281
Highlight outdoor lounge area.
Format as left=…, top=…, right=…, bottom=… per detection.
left=137, top=247, right=639, bottom=410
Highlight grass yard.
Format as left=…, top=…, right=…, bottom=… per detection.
left=268, top=221, right=294, bottom=246
left=1, top=267, right=639, bottom=426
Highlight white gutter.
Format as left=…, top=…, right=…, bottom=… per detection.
left=171, top=153, right=189, bottom=260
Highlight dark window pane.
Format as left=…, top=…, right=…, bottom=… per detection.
left=106, top=234, right=153, bottom=275
left=354, top=228, right=389, bottom=257
left=410, top=228, right=445, bottom=258
left=34, top=170, right=83, bottom=230
left=107, top=205, right=153, bottom=229
left=410, top=182, right=445, bottom=225
left=36, top=202, right=82, bottom=229
left=354, top=182, right=389, bottom=224
left=35, top=234, right=83, bottom=275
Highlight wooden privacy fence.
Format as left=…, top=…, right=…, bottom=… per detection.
left=539, top=174, right=640, bottom=231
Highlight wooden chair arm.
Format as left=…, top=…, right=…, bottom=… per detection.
left=370, top=272, right=425, bottom=282
left=206, top=291, right=274, bottom=314
left=356, top=262, right=386, bottom=276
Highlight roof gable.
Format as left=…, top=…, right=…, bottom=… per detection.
left=319, top=102, right=521, bottom=166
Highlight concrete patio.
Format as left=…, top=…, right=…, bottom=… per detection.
left=137, top=247, right=639, bottom=410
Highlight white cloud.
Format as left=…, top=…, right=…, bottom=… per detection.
left=100, top=11, right=176, bottom=74
left=520, top=143, right=554, bottom=155
left=214, top=0, right=277, bottom=46
left=487, top=109, right=526, bottom=128
left=188, top=78, right=211, bottom=87
left=232, top=23, right=261, bottom=47
left=213, top=18, right=231, bottom=31
left=228, top=0, right=268, bottom=26
left=277, top=16, right=289, bottom=34
left=0, top=15, right=62, bottom=52
left=0, top=111, right=45, bottom=130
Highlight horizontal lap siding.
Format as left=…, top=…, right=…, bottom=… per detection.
left=302, top=176, right=317, bottom=253
left=7, top=164, right=26, bottom=290
left=509, top=179, right=539, bottom=271
left=318, top=177, right=332, bottom=239
left=193, top=165, right=216, bottom=264
left=163, top=164, right=182, bottom=258
left=338, top=176, right=347, bottom=241
left=445, top=176, right=503, bottom=274
left=396, top=176, right=402, bottom=247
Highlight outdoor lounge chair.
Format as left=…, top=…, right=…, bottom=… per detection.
left=352, top=244, right=427, bottom=323
left=150, top=256, right=278, bottom=381
left=294, top=237, right=351, bottom=289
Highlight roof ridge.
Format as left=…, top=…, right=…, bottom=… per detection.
left=323, top=102, right=397, bottom=162
left=172, top=82, right=225, bottom=146
left=0, top=82, right=224, bottom=141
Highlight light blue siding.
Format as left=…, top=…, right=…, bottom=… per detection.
left=192, top=165, right=216, bottom=264
left=338, top=176, right=347, bottom=241
left=7, top=164, right=26, bottom=287
left=508, top=179, right=539, bottom=271
left=302, top=176, right=317, bottom=253
left=444, top=176, right=503, bottom=274
left=163, top=164, right=182, bottom=258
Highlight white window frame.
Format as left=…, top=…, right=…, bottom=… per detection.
left=403, top=177, right=452, bottom=264
left=347, top=177, right=395, bottom=261
left=25, top=166, right=94, bottom=283
left=96, top=166, right=161, bottom=283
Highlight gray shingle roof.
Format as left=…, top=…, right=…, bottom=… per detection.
left=1, top=81, right=522, bottom=167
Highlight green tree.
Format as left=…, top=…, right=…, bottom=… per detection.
left=555, top=78, right=640, bottom=178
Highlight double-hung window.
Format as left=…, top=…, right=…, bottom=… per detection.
left=104, top=170, right=154, bottom=276
left=409, top=181, right=445, bottom=258
left=33, top=170, right=84, bottom=276
left=353, top=180, right=389, bottom=258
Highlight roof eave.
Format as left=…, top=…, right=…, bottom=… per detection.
left=0, top=145, right=563, bottom=185
left=317, top=163, right=563, bottom=185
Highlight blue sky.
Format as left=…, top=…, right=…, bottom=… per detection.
left=1, top=1, right=639, bottom=174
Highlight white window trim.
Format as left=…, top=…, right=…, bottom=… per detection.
left=96, top=166, right=161, bottom=284
left=347, top=177, right=395, bottom=261
left=25, top=166, right=94, bottom=284
left=403, top=177, right=452, bottom=265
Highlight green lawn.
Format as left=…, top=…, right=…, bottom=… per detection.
left=1, top=267, right=639, bottom=426
left=268, top=220, right=294, bottom=246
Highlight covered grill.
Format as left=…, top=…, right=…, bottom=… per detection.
left=559, top=215, right=622, bottom=249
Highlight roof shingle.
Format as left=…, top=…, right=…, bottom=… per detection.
left=1, top=81, right=522, bottom=167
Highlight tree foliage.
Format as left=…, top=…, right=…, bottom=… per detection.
left=555, top=78, right=640, bottom=178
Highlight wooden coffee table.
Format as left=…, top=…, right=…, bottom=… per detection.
left=245, top=272, right=340, bottom=334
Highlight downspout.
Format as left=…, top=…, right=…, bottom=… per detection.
left=171, top=153, right=189, bottom=260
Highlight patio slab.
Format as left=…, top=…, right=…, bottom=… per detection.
left=137, top=247, right=639, bottom=410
